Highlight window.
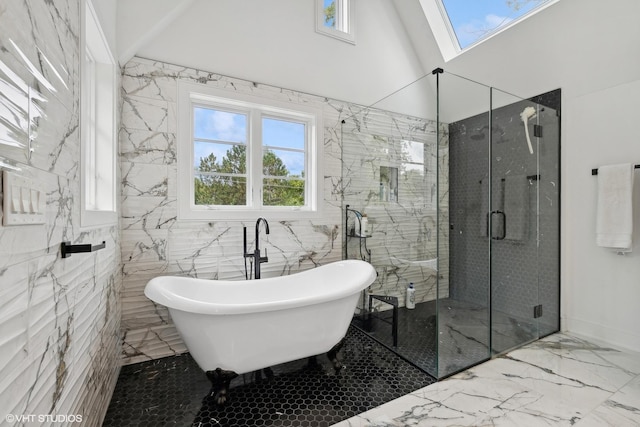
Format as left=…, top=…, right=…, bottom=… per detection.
left=422, top=0, right=558, bottom=61
left=80, top=0, right=117, bottom=227
left=401, top=140, right=424, bottom=174
left=316, top=0, right=355, bottom=44
left=178, top=82, right=323, bottom=221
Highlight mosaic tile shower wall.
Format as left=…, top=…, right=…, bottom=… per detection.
left=0, top=1, right=122, bottom=425
left=341, top=110, right=450, bottom=309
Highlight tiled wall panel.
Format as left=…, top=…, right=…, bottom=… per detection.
left=341, top=109, right=450, bottom=309
left=120, top=58, right=343, bottom=364
left=0, top=1, right=121, bottom=425
left=120, top=57, right=447, bottom=364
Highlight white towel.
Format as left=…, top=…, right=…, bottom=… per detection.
left=596, top=163, right=635, bottom=252
left=504, top=175, right=529, bottom=241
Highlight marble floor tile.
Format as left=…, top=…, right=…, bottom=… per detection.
left=333, top=333, right=640, bottom=427
left=575, top=375, right=640, bottom=427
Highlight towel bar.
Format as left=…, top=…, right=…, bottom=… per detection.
left=61, top=241, right=106, bottom=258
left=592, top=164, right=639, bottom=175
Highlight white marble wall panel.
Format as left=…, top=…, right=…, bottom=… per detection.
left=0, top=1, right=121, bottom=426
left=0, top=263, right=30, bottom=392
left=122, top=325, right=187, bottom=366
left=121, top=96, right=171, bottom=133
left=120, top=196, right=177, bottom=230
left=120, top=57, right=400, bottom=364
left=342, top=107, right=449, bottom=310
left=121, top=229, right=169, bottom=263
left=121, top=61, right=178, bottom=102
left=119, top=129, right=176, bottom=165
left=121, top=162, right=169, bottom=197
left=0, top=0, right=78, bottom=179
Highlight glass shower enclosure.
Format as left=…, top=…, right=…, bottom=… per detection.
left=343, top=69, right=560, bottom=379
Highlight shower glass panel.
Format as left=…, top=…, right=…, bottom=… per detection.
left=341, top=75, right=441, bottom=378
left=436, top=70, right=560, bottom=378
left=531, top=92, right=561, bottom=339
left=436, top=71, right=492, bottom=378
left=489, top=89, right=540, bottom=356
left=342, top=68, right=559, bottom=381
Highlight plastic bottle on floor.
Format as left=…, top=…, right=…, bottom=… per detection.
left=406, top=283, right=415, bottom=309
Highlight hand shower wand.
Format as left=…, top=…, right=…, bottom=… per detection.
left=520, top=106, right=537, bottom=154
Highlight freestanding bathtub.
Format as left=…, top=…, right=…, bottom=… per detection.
left=145, top=259, right=376, bottom=403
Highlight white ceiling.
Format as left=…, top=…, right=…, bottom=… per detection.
left=116, top=0, right=437, bottom=117
left=115, top=0, right=640, bottom=120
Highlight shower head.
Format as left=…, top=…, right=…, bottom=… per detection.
left=520, top=106, right=537, bottom=122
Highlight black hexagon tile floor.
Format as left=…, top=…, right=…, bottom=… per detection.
left=103, top=326, right=435, bottom=426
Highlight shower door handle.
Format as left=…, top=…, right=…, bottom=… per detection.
left=490, top=210, right=506, bottom=240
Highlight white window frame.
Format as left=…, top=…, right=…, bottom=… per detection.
left=177, top=82, right=323, bottom=221
left=315, top=0, right=355, bottom=44
left=80, top=0, right=117, bottom=227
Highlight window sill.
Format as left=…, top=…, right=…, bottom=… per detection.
left=315, top=26, right=356, bottom=45
left=177, top=206, right=323, bottom=222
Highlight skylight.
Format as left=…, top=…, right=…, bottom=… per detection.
left=422, top=0, right=558, bottom=61
left=441, top=0, right=553, bottom=49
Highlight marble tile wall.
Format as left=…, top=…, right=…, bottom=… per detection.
left=342, top=108, right=449, bottom=309
left=120, top=58, right=342, bottom=364
left=120, top=57, right=449, bottom=364
left=0, top=1, right=121, bottom=426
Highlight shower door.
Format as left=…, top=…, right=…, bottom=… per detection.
left=438, top=70, right=560, bottom=378
left=490, top=91, right=560, bottom=355
left=341, top=70, right=560, bottom=380
left=489, top=92, right=539, bottom=355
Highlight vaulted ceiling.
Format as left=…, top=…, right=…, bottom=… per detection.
left=115, top=0, right=640, bottom=119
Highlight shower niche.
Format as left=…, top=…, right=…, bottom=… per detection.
left=341, top=69, right=560, bottom=380
left=379, top=166, right=398, bottom=202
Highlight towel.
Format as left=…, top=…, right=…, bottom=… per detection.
left=596, top=163, right=635, bottom=252
left=504, top=175, right=529, bottom=241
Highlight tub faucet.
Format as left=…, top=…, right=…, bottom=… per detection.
left=244, top=218, right=270, bottom=279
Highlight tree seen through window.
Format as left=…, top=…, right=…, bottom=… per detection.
left=195, top=145, right=304, bottom=207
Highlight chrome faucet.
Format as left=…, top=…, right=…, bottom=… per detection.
left=243, top=218, right=270, bottom=279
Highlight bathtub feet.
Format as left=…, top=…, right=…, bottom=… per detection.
left=327, top=339, right=346, bottom=372
left=206, top=368, right=238, bottom=405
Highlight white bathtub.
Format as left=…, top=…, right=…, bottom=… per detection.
left=144, top=260, right=376, bottom=375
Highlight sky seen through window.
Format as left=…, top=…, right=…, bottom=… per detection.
left=441, top=0, right=550, bottom=49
